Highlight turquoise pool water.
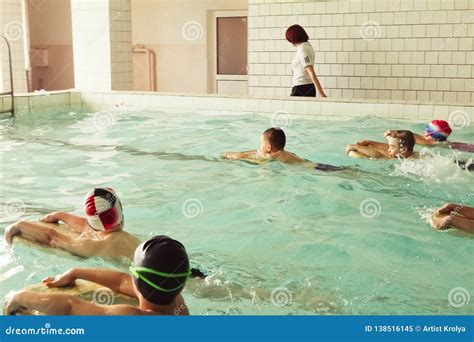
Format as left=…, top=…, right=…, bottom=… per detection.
left=0, top=109, right=473, bottom=315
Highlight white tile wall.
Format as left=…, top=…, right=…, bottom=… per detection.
left=248, top=0, right=474, bottom=103
left=71, top=0, right=133, bottom=92
left=0, top=90, right=82, bottom=115
left=0, top=0, right=28, bottom=93
left=1, top=90, right=473, bottom=127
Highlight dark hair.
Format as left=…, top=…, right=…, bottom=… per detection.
left=396, top=130, right=415, bottom=153
left=285, top=25, right=309, bottom=44
left=132, top=236, right=189, bottom=305
left=263, top=128, right=286, bottom=151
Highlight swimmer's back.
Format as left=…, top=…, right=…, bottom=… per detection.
left=97, top=231, right=140, bottom=261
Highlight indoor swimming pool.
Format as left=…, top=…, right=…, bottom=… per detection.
left=0, top=109, right=472, bottom=315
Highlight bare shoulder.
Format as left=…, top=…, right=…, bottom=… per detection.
left=102, top=305, right=160, bottom=316
left=106, top=304, right=186, bottom=316
left=280, top=151, right=305, bottom=164
left=102, top=230, right=138, bottom=242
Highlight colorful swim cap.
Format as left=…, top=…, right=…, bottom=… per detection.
left=425, top=120, right=452, bottom=141
left=84, top=187, right=124, bottom=231
left=130, top=236, right=190, bottom=305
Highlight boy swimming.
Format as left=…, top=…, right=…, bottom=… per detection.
left=4, top=187, right=139, bottom=261
left=431, top=203, right=474, bottom=234
left=347, top=130, right=474, bottom=172
left=385, top=120, right=474, bottom=153
left=222, top=127, right=345, bottom=171
left=346, top=130, right=417, bottom=160
left=4, top=236, right=190, bottom=315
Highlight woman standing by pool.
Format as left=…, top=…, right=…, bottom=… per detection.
left=286, top=25, right=326, bottom=97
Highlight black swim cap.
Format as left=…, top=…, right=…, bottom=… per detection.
left=132, top=235, right=190, bottom=305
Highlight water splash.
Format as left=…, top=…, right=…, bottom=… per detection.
left=415, top=206, right=435, bottom=226
left=392, top=148, right=472, bottom=183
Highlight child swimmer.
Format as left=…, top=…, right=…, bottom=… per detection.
left=346, top=130, right=417, bottom=160
left=4, top=236, right=191, bottom=315
left=385, top=120, right=474, bottom=153
left=222, top=127, right=345, bottom=171
left=347, top=130, right=474, bottom=171
left=4, top=187, right=139, bottom=261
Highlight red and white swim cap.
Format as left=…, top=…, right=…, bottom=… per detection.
left=84, top=187, right=124, bottom=231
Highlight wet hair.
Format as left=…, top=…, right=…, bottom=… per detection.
left=132, top=236, right=189, bottom=305
left=395, top=130, right=415, bottom=153
left=285, top=25, right=309, bottom=44
left=263, top=128, right=286, bottom=151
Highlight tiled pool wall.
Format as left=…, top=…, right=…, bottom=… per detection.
left=0, top=91, right=82, bottom=117
left=247, top=0, right=474, bottom=102
left=0, top=90, right=473, bottom=125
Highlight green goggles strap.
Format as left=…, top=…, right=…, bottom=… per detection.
left=129, top=266, right=190, bottom=293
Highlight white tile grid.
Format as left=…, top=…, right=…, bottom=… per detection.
left=247, top=0, right=474, bottom=103
left=1, top=86, right=472, bottom=125
left=58, top=90, right=473, bottom=127
left=0, top=0, right=27, bottom=93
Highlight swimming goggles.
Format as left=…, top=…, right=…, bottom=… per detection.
left=129, top=266, right=191, bottom=293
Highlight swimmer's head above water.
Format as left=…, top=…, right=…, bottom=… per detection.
left=386, top=130, right=415, bottom=158
left=130, top=235, right=190, bottom=306
left=84, top=187, right=124, bottom=231
left=424, top=120, right=452, bottom=142
left=260, top=127, right=286, bottom=155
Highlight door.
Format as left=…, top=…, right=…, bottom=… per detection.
left=209, top=10, right=248, bottom=95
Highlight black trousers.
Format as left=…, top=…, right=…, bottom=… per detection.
left=290, top=83, right=316, bottom=97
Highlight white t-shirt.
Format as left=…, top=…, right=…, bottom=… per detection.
left=291, top=42, right=315, bottom=87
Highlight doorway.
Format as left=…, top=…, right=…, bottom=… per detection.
left=208, top=10, right=248, bottom=95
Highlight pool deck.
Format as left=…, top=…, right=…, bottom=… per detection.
left=0, top=90, right=473, bottom=124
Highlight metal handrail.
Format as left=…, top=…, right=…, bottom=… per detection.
left=0, top=35, right=15, bottom=117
